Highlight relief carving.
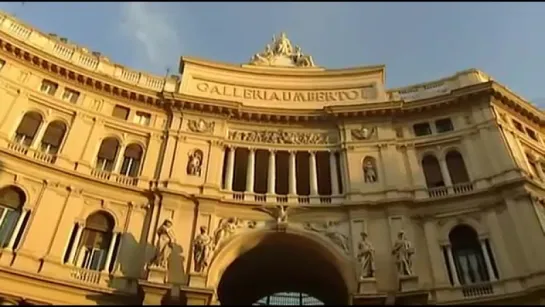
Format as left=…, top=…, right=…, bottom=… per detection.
left=255, top=205, right=291, bottom=225
left=187, top=119, right=215, bottom=134
left=305, top=221, right=350, bottom=254
left=149, top=218, right=176, bottom=269
left=392, top=230, right=415, bottom=277
left=228, top=129, right=330, bottom=145
left=213, top=217, right=243, bottom=249
left=187, top=149, right=204, bottom=176
left=351, top=126, right=377, bottom=141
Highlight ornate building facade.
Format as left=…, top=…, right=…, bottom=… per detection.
left=0, top=11, right=543, bottom=306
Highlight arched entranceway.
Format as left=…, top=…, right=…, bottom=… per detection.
left=214, top=231, right=350, bottom=305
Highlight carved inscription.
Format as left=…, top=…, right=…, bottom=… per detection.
left=228, top=129, right=331, bottom=145
left=195, top=82, right=375, bottom=103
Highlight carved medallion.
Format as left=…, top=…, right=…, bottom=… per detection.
left=187, top=119, right=215, bottom=134
left=351, top=126, right=377, bottom=141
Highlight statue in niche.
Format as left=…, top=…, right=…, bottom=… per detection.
left=357, top=231, right=376, bottom=279
left=213, top=217, right=241, bottom=249
left=392, top=230, right=415, bottom=277
left=187, top=149, right=204, bottom=176
left=363, top=157, right=378, bottom=183
left=351, top=126, right=377, bottom=141
left=149, top=218, right=176, bottom=269
left=193, top=226, right=213, bottom=273
left=305, top=221, right=350, bottom=254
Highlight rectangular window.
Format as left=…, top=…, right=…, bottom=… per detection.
left=512, top=120, right=524, bottom=133
left=435, top=118, right=454, bottom=133
left=62, top=88, right=80, bottom=104
left=413, top=122, right=432, bottom=137
left=133, top=111, right=151, bottom=126
left=525, top=127, right=539, bottom=142
left=112, top=105, right=130, bottom=120
left=40, top=79, right=58, bottom=96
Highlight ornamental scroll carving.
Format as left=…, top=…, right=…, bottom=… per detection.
left=228, top=129, right=331, bottom=145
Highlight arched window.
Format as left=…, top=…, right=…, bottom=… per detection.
left=14, top=112, right=43, bottom=147
left=119, top=144, right=143, bottom=177
left=75, top=211, right=115, bottom=271
left=445, top=151, right=470, bottom=184
left=422, top=155, right=444, bottom=188
left=96, top=138, right=120, bottom=172
left=39, top=121, right=67, bottom=155
left=448, top=225, right=495, bottom=285
left=0, top=186, right=25, bottom=248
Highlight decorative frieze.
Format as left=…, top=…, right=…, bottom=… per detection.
left=228, top=129, right=331, bottom=145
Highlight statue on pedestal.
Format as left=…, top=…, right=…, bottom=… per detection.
left=193, top=226, right=213, bottom=273
left=149, top=218, right=176, bottom=269
left=249, top=32, right=316, bottom=68
left=357, top=231, right=376, bottom=279
left=392, top=230, right=415, bottom=276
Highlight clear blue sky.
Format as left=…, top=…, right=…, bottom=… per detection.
left=1, top=2, right=544, bottom=105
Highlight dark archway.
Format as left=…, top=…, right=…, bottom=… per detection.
left=217, top=233, right=349, bottom=305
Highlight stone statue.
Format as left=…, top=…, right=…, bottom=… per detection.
left=357, top=231, right=376, bottom=279
left=363, top=159, right=378, bottom=183
left=213, top=217, right=240, bottom=249
left=274, top=32, right=293, bottom=56
left=193, top=226, right=213, bottom=273
left=248, top=33, right=316, bottom=68
left=351, top=126, right=376, bottom=141
left=187, top=149, right=203, bottom=176
left=305, top=221, right=350, bottom=254
left=149, top=218, right=176, bottom=269
left=392, top=230, right=415, bottom=276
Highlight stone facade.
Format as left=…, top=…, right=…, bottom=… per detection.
left=0, top=11, right=543, bottom=306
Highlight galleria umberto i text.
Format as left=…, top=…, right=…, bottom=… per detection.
left=0, top=10, right=543, bottom=306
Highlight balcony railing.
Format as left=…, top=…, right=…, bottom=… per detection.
left=220, top=191, right=344, bottom=205
left=69, top=267, right=101, bottom=285
left=427, top=182, right=474, bottom=198
left=462, top=283, right=494, bottom=298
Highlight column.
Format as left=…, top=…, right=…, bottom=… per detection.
left=438, top=158, right=453, bottom=186
left=30, top=122, right=48, bottom=149
left=267, top=150, right=276, bottom=194
left=309, top=151, right=319, bottom=196
left=445, top=245, right=460, bottom=286
left=480, top=240, right=497, bottom=281
left=102, top=232, right=119, bottom=273
left=114, top=146, right=126, bottom=173
left=289, top=151, right=297, bottom=195
left=245, top=148, right=255, bottom=193
left=339, top=149, right=350, bottom=193
left=224, top=147, right=236, bottom=191
left=68, top=223, right=84, bottom=264
left=329, top=151, right=339, bottom=195
left=6, top=209, right=29, bottom=250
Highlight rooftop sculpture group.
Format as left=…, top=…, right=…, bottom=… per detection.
left=249, top=32, right=315, bottom=68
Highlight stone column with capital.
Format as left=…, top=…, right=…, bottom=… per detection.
left=438, top=158, right=453, bottom=187
left=309, top=151, right=319, bottom=196
left=289, top=151, right=297, bottom=195
left=224, top=146, right=236, bottom=191
left=267, top=150, right=276, bottom=195
left=329, top=151, right=339, bottom=195
left=246, top=148, right=256, bottom=193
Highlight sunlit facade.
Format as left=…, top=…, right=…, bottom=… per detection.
left=0, top=10, right=544, bottom=306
